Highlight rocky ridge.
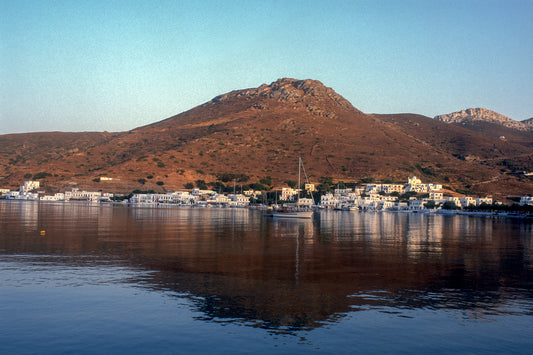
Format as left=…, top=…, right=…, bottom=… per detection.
left=212, top=78, right=357, bottom=112
left=434, top=108, right=532, bottom=131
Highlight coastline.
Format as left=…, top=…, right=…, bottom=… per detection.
left=1, top=199, right=531, bottom=219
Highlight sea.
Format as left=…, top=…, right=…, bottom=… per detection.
left=1, top=201, right=532, bottom=354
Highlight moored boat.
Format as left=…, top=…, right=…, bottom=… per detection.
left=271, top=208, right=313, bottom=219
left=266, top=157, right=314, bottom=219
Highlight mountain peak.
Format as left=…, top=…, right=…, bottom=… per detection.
left=212, top=78, right=357, bottom=111
left=434, top=108, right=531, bottom=131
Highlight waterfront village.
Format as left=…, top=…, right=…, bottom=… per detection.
left=1, top=176, right=532, bottom=214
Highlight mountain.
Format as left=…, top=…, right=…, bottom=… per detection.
left=1, top=79, right=532, bottom=199
left=523, top=117, right=533, bottom=130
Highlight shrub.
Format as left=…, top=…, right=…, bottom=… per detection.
left=32, top=172, right=51, bottom=180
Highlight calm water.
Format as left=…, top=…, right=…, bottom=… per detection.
left=1, top=201, right=532, bottom=354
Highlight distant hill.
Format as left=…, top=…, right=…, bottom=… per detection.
left=435, top=108, right=532, bottom=132
left=433, top=108, right=533, bottom=148
left=523, top=117, right=533, bottom=130
left=1, top=79, right=532, bottom=199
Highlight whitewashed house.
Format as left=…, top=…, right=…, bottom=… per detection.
left=409, top=199, right=425, bottom=211
left=280, top=187, right=298, bottom=201
left=297, top=198, right=314, bottom=207
left=460, top=196, right=475, bottom=207
left=320, top=193, right=338, bottom=209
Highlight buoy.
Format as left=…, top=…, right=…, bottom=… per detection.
left=40, top=230, right=46, bottom=236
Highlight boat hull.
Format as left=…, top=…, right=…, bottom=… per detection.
left=271, top=210, right=314, bottom=219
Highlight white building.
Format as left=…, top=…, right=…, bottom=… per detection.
left=228, top=193, right=250, bottom=207
left=460, top=196, right=475, bottom=207
left=320, top=193, right=338, bottom=209
left=335, top=188, right=353, bottom=196
left=4, top=181, right=40, bottom=200
left=65, top=188, right=101, bottom=201
left=519, top=196, right=533, bottom=206
left=409, top=199, right=425, bottom=211
left=191, top=188, right=216, bottom=197
left=427, top=183, right=443, bottom=191
left=298, top=198, right=314, bottom=207
left=365, top=184, right=381, bottom=193
left=429, top=192, right=443, bottom=200
left=243, top=189, right=261, bottom=199
left=445, top=197, right=461, bottom=208
left=305, top=184, right=316, bottom=192
left=280, top=187, right=298, bottom=201
left=208, top=193, right=230, bottom=205
left=130, top=191, right=196, bottom=205
left=476, top=197, right=493, bottom=206
left=41, top=193, right=65, bottom=201
left=408, top=176, right=422, bottom=185
left=381, top=184, right=404, bottom=194
left=21, top=181, right=40, bottom=192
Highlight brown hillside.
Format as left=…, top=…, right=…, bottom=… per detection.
left=1, top=78, right=532, bottom=199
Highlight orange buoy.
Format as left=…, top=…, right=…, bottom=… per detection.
left=40, top=230, right=46, bottom=236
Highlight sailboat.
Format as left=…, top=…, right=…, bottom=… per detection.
left=270, top=157, right=314, bottom=219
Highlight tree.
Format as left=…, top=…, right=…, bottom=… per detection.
left=359, top=177, right=375, bottom=184
left=138, top=178, right=146, bottom=185
left=260, top=176, right=272, bottom=187
left=320, top=176, right=333, bottom=185
left=424, top=200, right=437, bottom=209
left=184, top=182, right=194, bottom=189
left=441, top=201, right=459, bottom=210
left=286, top=180, right=298, bottom=188
left=250, top=183, right=267, bottom=191
left=195, top=180, right=207, bottom=190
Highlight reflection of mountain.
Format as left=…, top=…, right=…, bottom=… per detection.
left=1, top=203, right=532, bottom=330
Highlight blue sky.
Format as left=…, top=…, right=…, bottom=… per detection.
left=1, top=0, right=532, bottom=134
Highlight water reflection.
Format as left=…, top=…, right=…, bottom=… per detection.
left=1, top=202, right=532, bottom=331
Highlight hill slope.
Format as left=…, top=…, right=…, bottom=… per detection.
left=1, top=79, right=532, bottom=198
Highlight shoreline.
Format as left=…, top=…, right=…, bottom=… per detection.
left=1, top=199, right=532, bottom=219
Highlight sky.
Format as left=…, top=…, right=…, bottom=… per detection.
left=1, top=0, right=532, bottom=134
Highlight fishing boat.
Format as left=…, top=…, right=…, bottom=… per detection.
left=270, top=157, right=314, bottom=219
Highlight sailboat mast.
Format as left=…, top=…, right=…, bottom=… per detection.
left=298, top=156, right=301, bottom=202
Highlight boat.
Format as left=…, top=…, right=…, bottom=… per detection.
left=269, top=157, right=314, bottom=219
left=271, top=206, right=314, bottom=219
